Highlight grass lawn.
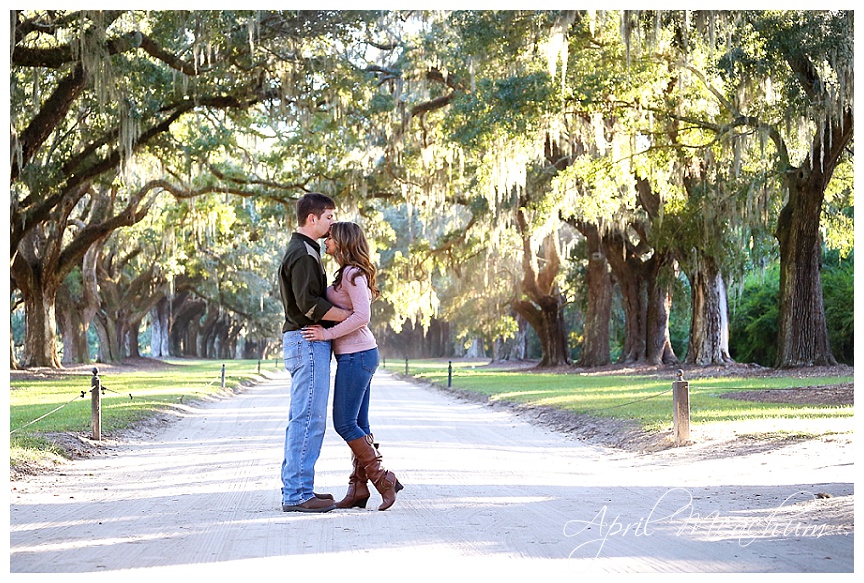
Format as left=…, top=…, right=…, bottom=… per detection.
left=381, top=358, right=854, bottom=432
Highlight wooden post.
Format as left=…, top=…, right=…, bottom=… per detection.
left=405, top=357, right=408, bottom=375
left=257, top=359, right=261, bottom=374
left=448, top=360, right=453, bottom=387
left=673, top=369, right=690, bottom=445
left=91, top=367, right=102, bottom=441
left=221, top=364, right=226, bottom=388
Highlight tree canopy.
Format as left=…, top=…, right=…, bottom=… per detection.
left=7, top=9, right=853, bottom=370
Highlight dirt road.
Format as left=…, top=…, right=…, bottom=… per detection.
left=9, top=369, right=854, bottom=575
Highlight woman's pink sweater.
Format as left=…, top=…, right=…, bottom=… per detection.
left=321, top=265, right=378, bottom=355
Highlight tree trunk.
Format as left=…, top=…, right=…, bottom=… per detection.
left=187, top=311, right=205, bottom=357
left=198, top=309, right=220, bottom=358
left=512, top=314, right=528, bottom=360
left=512, top=294, right=569, bottom=367
left=21, top=282, right=62, bottom=368
left=226, top=320, right=242, bottom=359
left=93, top=312, right=123, bottom=362
left=646, top=252, right=679, bottom=365
left=10, top=334, right=21, bottom=370
left=491, top=338, right=503, bottom=361
left=12, top=240, right=63, bottom=368
left=576, top=223, right=612, bottom=367
left=771, top=67, right=851, bottom=367
left=218, top=320, right=232, bottom=360
left=212, top=319, right=229, bottom=360
left=513, top=209, right=570, bottom=368
left=94, top=306, right=136, bottom=362
left=463, top=337, right=486, bottom=358
left=54, top=246, right=102, bottom=365
left=126, top=319, right=141, bottom=358
left=775, top=179, right=836, bottom=367
left=602, top=225, right=678, bottom=366
left=76, top=242, right=105, bottom=361
left=150, top=297, right=172, bottom=357
left=242, top=338, right=263, bottom=360
left=617, top=273, right=646, bottom=363
left=684, top=254, right=733, bottom=365
left=603, top=230, right=648, bottom=364
left=772, top=107, right=850, bottom=367
left=170, top=295, right=206, bottom=356
left=56, top=284, right=91, bottom=364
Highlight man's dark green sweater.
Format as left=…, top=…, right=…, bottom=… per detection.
left=278, top=233, right=335, bottom=333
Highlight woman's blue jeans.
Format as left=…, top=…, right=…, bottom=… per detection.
left=332, top=347, right=379, bottom=443
left=280, top=330, right=332, bottom=506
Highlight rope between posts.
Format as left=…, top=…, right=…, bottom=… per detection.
left=11, top=367, right=227, bottom=435
left=10, top=393, right=85, bottom=434
left=688, top=386, right=838, bottom=392
left=100, top=385, right=133, bottom=399
left=573, top=388, right=674, bottom=413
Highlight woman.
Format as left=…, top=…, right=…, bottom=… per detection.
left=301, top=222, right=403, bottom=511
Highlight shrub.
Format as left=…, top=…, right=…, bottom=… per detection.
left=822, top=250, right=854, bottom=364
left=730, top=251, right=854, bottom=366
left=730, top=266, right=780, bottom=366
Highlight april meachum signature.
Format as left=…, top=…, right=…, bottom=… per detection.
left=563, top=488, right=847, bottom=559
left=563, top=487, right=695, bottom=559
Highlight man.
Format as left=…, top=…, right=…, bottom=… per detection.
left=278, top=192, right=350, bottom=513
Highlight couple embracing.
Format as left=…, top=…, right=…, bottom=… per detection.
left=277, top=192, right=403, bottom=513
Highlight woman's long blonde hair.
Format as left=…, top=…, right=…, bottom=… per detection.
left=330, top=222, right=380, bottom=300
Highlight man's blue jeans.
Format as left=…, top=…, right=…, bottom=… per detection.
left=281, top=330, right=332, bottom=506
left=332, top=347, right=379, bottom=443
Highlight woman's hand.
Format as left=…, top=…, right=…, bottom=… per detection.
left=301, top=325, right=325, bottom=342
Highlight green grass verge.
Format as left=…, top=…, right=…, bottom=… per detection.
left=10, top=359, right=268, bottom=469
left=382, top=359, right=853, bottom=432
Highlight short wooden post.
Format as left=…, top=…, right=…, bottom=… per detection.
left=257, top=359, right=261, bottom=374
left=90, top=367, right=102, bottom=441
left=673, top=369, right=690, bottom=445
left=448, top=360, right=453, bottom=387
left=405, top=357, right=409, bottom=375
left=221, top=364, right=226, bottom=388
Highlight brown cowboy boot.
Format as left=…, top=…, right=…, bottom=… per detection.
left=335, top=453, right=371, bottom=508
left=335, top=435, right=380, bottom=508
left=346, top=434, right=403, bottom=511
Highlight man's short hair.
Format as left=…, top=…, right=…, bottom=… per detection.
left=296, top=192, right=336, bottom=226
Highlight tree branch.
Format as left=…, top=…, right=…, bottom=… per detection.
left=11, top=64, right=87, bottom=183
left=56, top=180, right=163, bottom=282
left=12, top=29, right=142, bottom=68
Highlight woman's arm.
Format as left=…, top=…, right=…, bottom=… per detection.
left=301, top=267, right=370, bottom=341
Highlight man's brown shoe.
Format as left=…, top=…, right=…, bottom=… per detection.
left=314, top=492, right=334, bottom=500
left=282, top=497, right=336, bottom=513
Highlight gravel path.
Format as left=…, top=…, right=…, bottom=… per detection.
left=9, top=369, right=854, bottom=575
